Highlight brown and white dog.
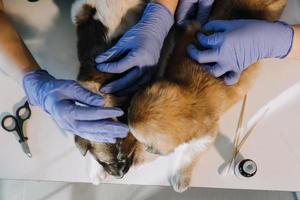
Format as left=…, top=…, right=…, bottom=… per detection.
left=71, top=0, right=287, bottom=192
left=71, top=0, right=149, bottom=182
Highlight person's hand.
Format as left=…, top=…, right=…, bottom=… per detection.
left=22, top=69, right=129, bottom=143
left=176, top=0, right=214, bottom=26
left=188, top=20, right=294, bottom=85
left=95, top=3, right=174, bottom=95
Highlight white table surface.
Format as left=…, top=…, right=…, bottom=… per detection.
left=1, top=0, right=300, bottom=191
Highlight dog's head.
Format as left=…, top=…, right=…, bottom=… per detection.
left=128, top=79, right=219, bottom=156
left=72, top=0, right=147, bottom=179
left=75, top=133, right=137, bottom=178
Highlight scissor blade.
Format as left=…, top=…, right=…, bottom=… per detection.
left=20, top=141, right=32, bottom=158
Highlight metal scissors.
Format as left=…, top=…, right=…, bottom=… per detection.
left=1, top=101, right=32, bottom=157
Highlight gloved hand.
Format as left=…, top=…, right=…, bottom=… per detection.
left=22, top=69, right=129, bottom=143
left=95, top=3, right=174, bottom=95
left=176, top=0, right=215, bottom=26
left=188, top=20, right=294, bottom=85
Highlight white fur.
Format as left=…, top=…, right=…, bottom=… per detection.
left=71, top=0, right=98, bottom=24
left=71, top=0, right=86, bottom=24
left=171, top=135, right=215, bottom=174
left=94, top=0, right=143, bottom=39
left=89, top=153, right=109, bottom=185
left=71, top=0, right=143, bottom=40
left=168, top=135, right=215, bottom=192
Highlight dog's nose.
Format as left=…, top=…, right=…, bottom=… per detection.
left=117, top=161, right=126, bottom=171
left=116, top=171, right=124, bottom=179
left=116, top=160, right=129, bottom=178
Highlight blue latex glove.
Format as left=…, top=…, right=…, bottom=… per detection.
left=176, top=0, right=215, bottom=26
left=188, top=20, right=294, bottom=85
left=95, top=3, right=174, bottom=95
left=22, top=69, right=129, bottom=143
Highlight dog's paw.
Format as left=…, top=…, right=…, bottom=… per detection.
left=89, top=165, right=109, bottom=185
left=168, top=172, right=191, bottom=193
left=89, top=156, right=109, bottom=185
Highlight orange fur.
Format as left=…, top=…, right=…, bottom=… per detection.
left=128, top=25, right=260, bottom=155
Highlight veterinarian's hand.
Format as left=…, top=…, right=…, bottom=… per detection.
left=95, top=3, right=174, bottom=95
left=22, top=69, right=129, bottom=143
left=188, top=20, right=294, bottom=85
left=176, top=0, right=214, bottom=25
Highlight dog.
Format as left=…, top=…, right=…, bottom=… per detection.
left=71, top=0, right=287, bottom=192
left=128, top=0, right=287, bottom=192
left=71, top=0, right=150, bottom=181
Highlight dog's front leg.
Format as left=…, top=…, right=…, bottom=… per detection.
left=89, top=154, right=109, bottom=185
left=168, top=135, right=215, bottom=193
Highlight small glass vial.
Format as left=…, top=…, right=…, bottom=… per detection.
left=234, top=159, right=257, bottom=178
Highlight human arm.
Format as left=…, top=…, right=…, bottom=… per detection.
left=0, top=1, right=128, bottom=142
left=287, top=25, right=300, bottom=59
left=0, top=3, right=39, bottom=82
left=188, top=20, right=297, bottom=85
left=155, top=0, right=179, bottom=14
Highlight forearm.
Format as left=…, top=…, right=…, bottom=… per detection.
left=287, top=25, right=300, bottom=59
left=0, top=10, right=39, bottom=83
left=154, top=0, right=179, bottom=15
left=0, top=0, right=3, bottom=11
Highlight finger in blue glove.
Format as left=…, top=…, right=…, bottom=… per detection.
left=23, top=69, right=129, bottom=142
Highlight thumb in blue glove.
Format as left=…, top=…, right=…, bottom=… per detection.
left=22, top=69, right=129, bottom=143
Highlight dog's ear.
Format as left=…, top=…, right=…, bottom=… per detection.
left=74, top=135, right=91, bottom=156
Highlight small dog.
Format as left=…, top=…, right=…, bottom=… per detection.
left=71, top=0, right=287, bottom=192
left=71, top=0, right=149, bottom=181
left=128, top=0, right=287, bottom=192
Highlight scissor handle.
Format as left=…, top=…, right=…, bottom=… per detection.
left=1, top=115, right=18, bottom=132
left=16, top=101, right=31, bottom=121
